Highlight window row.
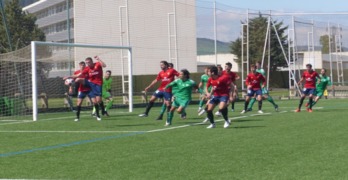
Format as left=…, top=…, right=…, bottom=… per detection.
left=41, top=20, right=74, bottom=35
left=35, top=0, right=74, bottom=20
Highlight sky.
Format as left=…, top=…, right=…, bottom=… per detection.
left=215, top=0, right=348, bottom=13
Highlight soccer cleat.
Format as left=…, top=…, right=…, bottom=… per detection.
left=139, top=113, right=148, bottom=117
left=202, top=117, right=209, bottom=123
left=206, top=123, right=216, bottom=129
left=198, top=109, right=206, bottom=116
left=308, top=109, right=313, bottom=113
left=156, top=114, right=163, bottom=120
left=247, top=108, right=252, bottom=112
left=223, top=120, right=230, bottom=128
left=215, top=111, right=222, bottom=116
left=240, top=110, right=246, bottom=114
left=274, top=105, right=279, bottom=112
left=164, top=122, right=171, bottom=126
left=295, top=109, right=301, bottom=112
left=74, top=118, right=79, bottom=122
left=96, top=116, right=102, bottom=121
left=104, top=111, right=110, bottom=117
left=231, top=109, right=235, bottom=112
left=180, top=112, right=187, bottom=119
left=305, top=103, right=309, bottom=107
left=198, top=107, right=202, bottom=112
left=258, top=110, right=264, bottom=114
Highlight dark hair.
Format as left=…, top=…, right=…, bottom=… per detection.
left=106, top=70, right=112, bottom=74
left=160, top=60, right=169, bottom=68
left=306, top=64, right=312, bottom=68
left=79, top=61, right=85, bottom=65
left=217, top=65, right=223, bottom=71
left=250, top=64, right=256, bottom=69
left=225, top=62, right=232, bottom=67
left=210, top=66, right=218, bottom=75
left=168, top=63, right=174, bottom=68
left=181, top=69, right=190, bottom=79
left=85, top=57, right=93, bottom=61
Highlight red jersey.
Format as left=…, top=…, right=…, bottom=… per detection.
left=246, top=72, right=266, bottom=90
left=302, top=70, right=319, bottom=88
left=74, top=69, right=90, bottom=92
left=221, top=70, right=239, bottom=83
left=207, top=75, right=231, bottom=96
left=82, top=62, right=103, bottom=86
left=156, top=68, right=179, bottom=93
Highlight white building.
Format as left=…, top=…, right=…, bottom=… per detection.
left=23, top=0, right=197, bottom=76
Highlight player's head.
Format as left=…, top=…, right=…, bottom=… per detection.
left=168, top=63, right=174, bottom=69
left=85, top=57, right=94, bottom=68
left=180, top=69, right=190, bottom=80
left=225, top=62, right=232, bottom=71
left=204, top=66, right=210, bottom=74
left=79, top=61, right=86, bottom=70
left=160, top=60, right=169, bottom=70
left=321, top=68, right=326, bottom=75
left=256, top=61, right=262, bottom=69
left=209, top=66, right=219, bottom=77
left=306, top=64, right=312, bottom=71
left=217, top=65, right=223, bottom=75
left=105, top=70, right=112, bottom=78
left=250, top=64, right=256, bottom=72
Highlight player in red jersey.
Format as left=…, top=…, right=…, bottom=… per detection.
left=241, top=64, right=266, bottom=114
left=222, top=62, right=240, bottom=112
left=65, top=56, right=106, bottom=121
left=70, top=61, right=91, bottom=122
left=205, top=66, right=232, bottom=129
left=139, top=61, right=179, bottom=117
left=296, top=64, right=320, bottom=112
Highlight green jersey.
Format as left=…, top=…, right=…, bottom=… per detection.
left=256, top=68, right=266, bottom=76
left=200, top=74, right=211, bottom=93
left=316, top=75, right=331, bottom=91
left=166, top=79, right=196, bottom=100
left=103, top=77, right=112, bottom=94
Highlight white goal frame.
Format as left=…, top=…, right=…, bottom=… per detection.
left=31, top=41, right=133, bottom=121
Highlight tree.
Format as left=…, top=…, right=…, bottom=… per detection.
left=230, top=14, right=289, bottom=72
left=0, top=0, right=45, bottom=53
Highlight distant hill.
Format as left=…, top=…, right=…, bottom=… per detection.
left=197, top=38, right=231, bottom=55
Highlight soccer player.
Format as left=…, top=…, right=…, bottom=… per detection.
left=305, top=68, right=331, bottom=108
left=156, top=63, right=179, bottom=120
left=247, top=61, right=278, bottom=112
left=221, top=62, right=240, bottom=112
left=296, top=64, right=320, bottom=112
left=205, top=66, right=232, bottom=129
left=164, top=69, right=198, bottom=126
left=72, top=61, right=91, bottom=121
left=197, top=67, right=210, bottom=113
left=66, top=56, right=106, bottom=121
left=241, top=64, right=266, bottom=114
left=139, top=61, right=179, bottom=118
left=92, top=70, right=113, bottom=116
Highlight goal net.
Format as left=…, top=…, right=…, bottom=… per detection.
left=0, top=41, right=133, bottom=121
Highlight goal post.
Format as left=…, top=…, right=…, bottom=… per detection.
left=30, top=41, right=133, bottom=121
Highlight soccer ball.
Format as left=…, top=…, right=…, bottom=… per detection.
left=64, top=78, right=74, bottom=86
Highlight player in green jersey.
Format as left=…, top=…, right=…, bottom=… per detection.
left=247, top=61, right=278, bottom=112
left=305, top=68, right=331, bottom=108
left=92, top=70, right=113, bottom=116
left=164, top=69, right=198, bottom=126
left=198, top=67, right=210, bottom=112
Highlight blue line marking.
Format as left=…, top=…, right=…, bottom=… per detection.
left=0, top=131, right=145, bottom=158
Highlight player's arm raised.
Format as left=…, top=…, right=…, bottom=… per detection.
left=94, top=56, right=106, bottom=67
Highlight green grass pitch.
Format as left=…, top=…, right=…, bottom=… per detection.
left=1, top=98, right=348, bottom=179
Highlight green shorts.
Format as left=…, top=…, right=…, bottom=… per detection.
left=262, top=88, right=268, bottom=95
left=315, top=89, right=324, bottom=97
left=102, top=91, right=111, bottom=99
left=172, top=97, right=190, bottom=108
